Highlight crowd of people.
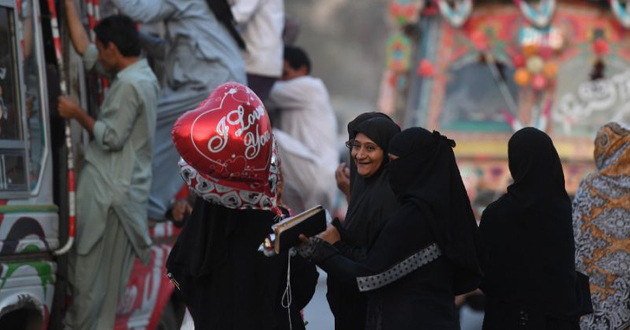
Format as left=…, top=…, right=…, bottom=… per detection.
left=53, top=1, right=630, bottom=330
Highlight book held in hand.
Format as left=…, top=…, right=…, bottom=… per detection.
left=271, top=205, right=327, bottom=254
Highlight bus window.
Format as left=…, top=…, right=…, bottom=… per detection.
left=1, top=150, right=27, bottom=190
left=0, top=6, right=22, bottom=142
left=19, top=0, right=46, bottom=190
left=0, top=2, right=29, bottom=195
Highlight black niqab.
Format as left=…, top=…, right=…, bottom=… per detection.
left=479, top=127, right=584, bottom=319
left=382, top=128, right=482, bottom=294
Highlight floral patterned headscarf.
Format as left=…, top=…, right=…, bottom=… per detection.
left=573, top=122, right=630, bottom=330
left=594, top=122, right=630, bottom=177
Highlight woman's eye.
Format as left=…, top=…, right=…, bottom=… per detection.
left=366, top=145, right=376, bottom=151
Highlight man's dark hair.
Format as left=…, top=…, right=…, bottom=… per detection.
left=284, top=46, right=311, bottom=74
left=94, top=15, right=141, bottom=57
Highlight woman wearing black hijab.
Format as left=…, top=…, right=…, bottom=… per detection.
left=327, top=116, right=400, bottom=330
left=336, top=112, right=393, bottom=201
left=300, top=127, right=483, bottom=330
left=479, top=127, right=590, bottom=330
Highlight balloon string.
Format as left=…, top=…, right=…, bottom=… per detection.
left=281, top=251, right=293, bottom=330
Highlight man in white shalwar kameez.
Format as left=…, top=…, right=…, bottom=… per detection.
left=267, top=46, right=338, bottom=213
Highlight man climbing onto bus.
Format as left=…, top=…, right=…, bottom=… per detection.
left=57, top=1, right=159, bottom=329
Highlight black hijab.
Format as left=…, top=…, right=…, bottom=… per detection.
left=343, top=117, right=400, bottom=247
left=346, top=112, right=394, bottom=194
left=479, top=127, right=584, bottom=318
left=507, top=127, right=571, bottom=209
left=382, top=127, right=483, bottom=294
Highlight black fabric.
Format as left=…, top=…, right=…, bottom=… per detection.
left=346, top=112, right=393, bottom=194
left=385, top=128, right=482, bottom=294
left=204, top=0, right=246, bottom=50
left=328, top=116, right=400, bottom=330
left=309, top=203, right=460, bottom=330
left=246, top=74, right=277, bottom=102
left=303, top=127, right=483, bottom=329
left=479, top=128, right=585, bottom=327
left=166, top=198, right=318, bottom=330
left=482, top=297, right=580, bottom=330
left=506, top=127, right=571, bottom=209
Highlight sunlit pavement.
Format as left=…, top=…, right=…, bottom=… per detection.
left=303, top=268, right=334, bottom=330
left=301, top=268, right=485, bottom=330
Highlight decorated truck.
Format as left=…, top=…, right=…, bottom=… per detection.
left=0, top=0, right=183, bottom=329
left=382, top=0, right=630, bottom=210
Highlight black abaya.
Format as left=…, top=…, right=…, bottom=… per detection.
left=301, top=128, right=482, bottom=330
left=327, top=117, right=400, bottom=330
left=166, top=198, right=318, bottom=330
left=479, top=127, right=589, bottom=330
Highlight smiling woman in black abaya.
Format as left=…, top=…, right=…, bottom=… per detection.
left=326, top=116, right=400, bottom=330
left=299, top=127, right=483, bottom=330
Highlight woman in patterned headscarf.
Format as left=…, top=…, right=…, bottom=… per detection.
left=574, top=122, right=630, bottom=330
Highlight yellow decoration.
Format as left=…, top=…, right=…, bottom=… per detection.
left=526, top=56, right=545, bottom=74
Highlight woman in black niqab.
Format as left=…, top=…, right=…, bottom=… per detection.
left=327, top=116, right=400, bottom=330
left=479, top=127, right=589, bottom=330
left=299, top=127, right=482, bottom=330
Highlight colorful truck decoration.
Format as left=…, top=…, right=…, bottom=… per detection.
left=383, top=0, right=630, bottom=211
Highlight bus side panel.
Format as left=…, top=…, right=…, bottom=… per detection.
left=115, top=222, right=180, bottom=330
left=0, top=260, right=56, bottom=326
left=0, top=211, right=58, bottom=255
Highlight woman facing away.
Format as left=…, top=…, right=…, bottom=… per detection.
left=165, top=83, right=318, bottom=330
left=327, top=116, right=400, bottom=330
left=300, top=127, right=483, bottom=330
left=573, top=122, right=630, bottom=330
left=479, top=127, right=591, bottom=330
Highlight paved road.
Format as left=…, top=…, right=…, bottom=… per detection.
left=300, top=269, right=485, bottom=330
left=303, top=268, right=334, bottom=330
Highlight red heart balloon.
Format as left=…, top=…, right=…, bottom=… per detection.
left=172, top=82, right=280, bottom=212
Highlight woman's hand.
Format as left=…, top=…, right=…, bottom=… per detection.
left=172, top=199, right=192, bottom=222
left=317, top=225, right=340, bottom=244
left=335, top=163, right=351, bottom=201
left=299, top=234, right=309, bottom=243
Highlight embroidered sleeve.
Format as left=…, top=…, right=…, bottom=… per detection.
left=356, top=243, right=442, bottom=292
left=296, top=237, right=336, bottom=262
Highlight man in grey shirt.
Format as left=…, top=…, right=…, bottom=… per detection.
left=58, top=1, right=159, bottom=328
left=110, top=0, right=247, bottom=222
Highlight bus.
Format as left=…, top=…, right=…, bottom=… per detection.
left=0, top=0, right=184, bottom=329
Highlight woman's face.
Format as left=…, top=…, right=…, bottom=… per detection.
left=351, top=133, right=383, bottom=178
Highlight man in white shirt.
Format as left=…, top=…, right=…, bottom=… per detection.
left=268, top=46, right=339, bottom=212
left=231, top=0, right=284, bottom=101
